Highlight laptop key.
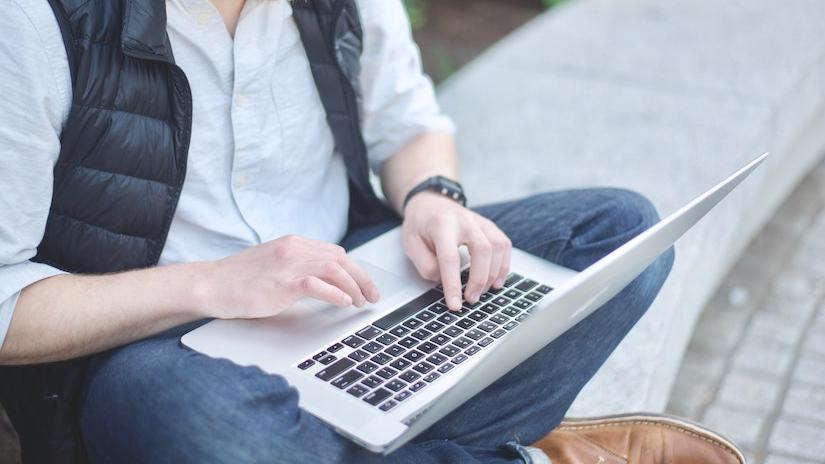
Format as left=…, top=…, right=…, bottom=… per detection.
left=439, top=345, right=460, bottom=357
left=297, top=359, right=315, bottom=370
left=386, top=379, right=407, bottom=392
left=389, top=326, right=410, bottom=337
left=491, top=329, right=507, bottom=339
left=376, top=367, right=398, bottom=380
left=423, top=372, right=440, bottom=383
left=451, top=337, right=472, bottom=348
left=362, top=342, right=384, bottom=354
left=525, top=292, right=543, bottom=302
left=478, top=337, right=494, bottom=347
left=409, top=381, right=427, bottom=392
left=504, top=273, right=523, bottom=287
left=503, top=321, right=518, bottom=330
left=390, top=358, right=412, bottom=370
left=462, top=301, right=481, bottom=310
left=430, top=334, right=450, bottom=345
left=403, top=350, right=425, bottom=362
left=384, top=345, right=406, bottom=357
left=465, top=329, right=485, bottom=340
left=318, top=354, right=337, bottom=365
left=430, top=303, right=449, bottom=313
left=443, top=326, right=463, bottom=338
left=465, top=346, right=481, bottom=356
left=361, top=375, right=383, bottom=389
left=315, top=358, right=356, bottom=381
left=489, top=314, right=509, bottom=325
left=536, top=284, right=553, bottom=294
left=342, top=335, right=365, bottom=348
left=451, top=354, right=468, bottom=364
left=398, top=337, right=419, bottom=349
left=356, top=361, right=379, bottom=374
left=436, top=313, right=457, bottom=324
left=418, top=342, right=438, bottom=354
left=417, top=310, right=436, bottom=322
left=515, top=279, right=539, bottom=292
left=312, top=351, right=329, bottom=362
left=411, top=329, right=432, bottom=340
left=479, top=293, right=493, bottom=302
left=423, top=321, right=444, bottom=332
left=376, top=334, right=397, bottom=346
left=426, top=353, right=447, bottom=365
left=371, top=353, right=393, bottom=365
left=478, top=321, right=497, bottom=333
left=468, top=311, right=487, bottom=322
left=480, top=303, right=499, bottom=314
left=372, top=290, right=442, bottom=330
left=513, top=299, right=532, bottom=310
left=502, top=307, right=520, bottom=317
left=363, top=388, right=392, bottom=406
left=515, top=313, right=529, bottom=322
left=437, top=363, right=454, bottom=374
left=348, top=350, right=369, bottom=362
left=492, top=296, right=511, bottom=307
left=379, top=400, right=397, bottom=412
left=331, top=370, right=363, bottom=389
left=356, top=326, right=382, bottom=340
left=403, top=319, right=424, bottom=329
left=455, top=318, right=475, bottom=329
left=503, top=289, right=522, bottom=300
left=347, top=384, right=369, bottom=398
left=327, top=343, right=344, bottom=353
left=394, top=390, right=412, bottom=402
left=412, top=362, right=434, bottom=374
left=399, top=370, right=421, bottom=383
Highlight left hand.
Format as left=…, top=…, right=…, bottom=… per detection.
left=402, top=192, right=512, bottom=311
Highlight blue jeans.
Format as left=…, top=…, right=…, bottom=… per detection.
left=80, top=189, right=674, bottom=463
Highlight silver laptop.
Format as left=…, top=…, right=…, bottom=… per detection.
left=182, top=153, right=768, bottom=454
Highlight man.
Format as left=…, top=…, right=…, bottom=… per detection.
left=0, top=0, right=742, bottom=462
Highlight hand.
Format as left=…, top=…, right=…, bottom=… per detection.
left=402, top=192, right=512, bottom=311
left=196, top=235, right=380, bottom=319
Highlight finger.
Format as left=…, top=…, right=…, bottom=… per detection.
left=432, top=222, right=463, bottom=311
left=463, top=226, right=492, bottom=304
left=494, top=233, right=512, bottom=289
left=291, top=276, right=352, bottom=308
left=307, top=261, right=367, bottom=307
left=336, top=254, right=381, bottom=303
left=405, top=237, right=440, bottom=282
left=482, top=222, right=511, bottom=289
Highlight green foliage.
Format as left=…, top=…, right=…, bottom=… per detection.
left=541, top=0, right=568, bottom=7
left=404, top=0, right=427, bottom=29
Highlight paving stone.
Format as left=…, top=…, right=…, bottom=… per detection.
left=772, top=268, right=823, bottom=302
left=768, top=418, right=825, bottom=461
left=792, top=352, right=825, bottom=388
left=760, top=294, right=819, bottom=324
left=803, top=328, right=825, bottom=357
left=732, top=335, right=795, bottom=377
left=691, top=306, right=753, bottom=353
left=764, top=453, right=819, bottom=464
left=744, top=311, right=807, bottom=347
left=782, top=384, right=825, bottom=425
left=717, top=370, right=783, bottom=413
left=702, top=403, right=767, bottom=450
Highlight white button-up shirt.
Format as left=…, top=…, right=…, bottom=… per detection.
left=0, top=0, right=454, bottom=346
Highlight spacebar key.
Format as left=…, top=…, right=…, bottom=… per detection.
left=315, top=358, right=355, bottom=381
left=373, top=290, right=443, bottom=330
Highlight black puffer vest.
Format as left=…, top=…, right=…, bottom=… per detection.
left=0, top=0, right=392, bottom=462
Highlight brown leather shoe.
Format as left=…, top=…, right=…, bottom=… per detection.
left=533, top=413, right=746, bottom=464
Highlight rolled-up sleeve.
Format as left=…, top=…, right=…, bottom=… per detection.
left=0, top=2, right=71, bottom=348
left=357, top=0, right=455, bottom=173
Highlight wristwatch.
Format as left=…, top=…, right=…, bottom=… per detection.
left=402, top=175, right=467, bottom=209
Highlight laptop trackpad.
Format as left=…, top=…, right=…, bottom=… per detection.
left=356, top=259, right=409, bottom=301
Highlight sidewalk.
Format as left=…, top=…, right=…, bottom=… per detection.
left=666, top=157, right=825, bottom=463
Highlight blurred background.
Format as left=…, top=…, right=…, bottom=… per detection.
left=3, top=1, right=825, bottom=463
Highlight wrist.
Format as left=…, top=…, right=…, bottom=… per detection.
left=181, top=261, right=221, bottom=318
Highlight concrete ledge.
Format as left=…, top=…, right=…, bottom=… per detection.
left=437, top=0, right=825, bottom=413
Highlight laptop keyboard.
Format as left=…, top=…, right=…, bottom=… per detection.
left=295, top=271, right=553, bottom=413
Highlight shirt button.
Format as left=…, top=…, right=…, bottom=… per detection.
left=234, top=94, right=248, bottom=107
left=197, top=13, right=211, bottom=25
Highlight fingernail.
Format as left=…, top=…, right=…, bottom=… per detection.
left=449, top=295, right=461, bottom=310
left=469, top=292, right=480, bottom=303
left=494, top=277, right=505, bottom=288
left=370, top=287, right=381, bottom=302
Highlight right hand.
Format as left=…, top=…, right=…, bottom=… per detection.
left=195, top=235, right=380, bottom=319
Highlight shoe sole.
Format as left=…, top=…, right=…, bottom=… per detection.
left=557, top=412, right=747, bottom=464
